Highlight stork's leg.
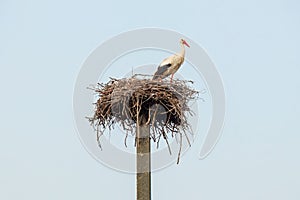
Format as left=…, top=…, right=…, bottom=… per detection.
left=170, top=73, right=174, bottom=83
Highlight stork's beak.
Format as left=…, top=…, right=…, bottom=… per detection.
left=183, top=40, right=190, bottom=48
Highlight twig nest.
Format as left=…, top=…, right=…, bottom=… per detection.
left=88, top=75, right=198, bottom=146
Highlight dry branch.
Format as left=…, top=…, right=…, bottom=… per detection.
left=87, top=75, right=199, bottom=162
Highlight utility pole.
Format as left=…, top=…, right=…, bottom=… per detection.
left=136, top=115, right=151, bottom=200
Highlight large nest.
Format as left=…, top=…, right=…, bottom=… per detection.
left=88, top=75, right=199, bottom=158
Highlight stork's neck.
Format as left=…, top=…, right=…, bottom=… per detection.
left=179, top=43, right=185, bottom=58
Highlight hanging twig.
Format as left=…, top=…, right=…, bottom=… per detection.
left=87, top=75, right=200, bottom=162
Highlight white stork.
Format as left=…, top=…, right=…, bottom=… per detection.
left=152, top=39, right=190, bottom=82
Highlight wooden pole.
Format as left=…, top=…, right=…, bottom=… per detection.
left=136, top=115, right=151, bottom=200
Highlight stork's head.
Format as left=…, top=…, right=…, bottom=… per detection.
left=180, top=39, right=190, bottom=48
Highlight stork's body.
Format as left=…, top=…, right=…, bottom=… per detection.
left=153, top=39, right=190, bottom=82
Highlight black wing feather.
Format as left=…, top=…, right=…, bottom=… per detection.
left=152, top=64, right=171, bottom=80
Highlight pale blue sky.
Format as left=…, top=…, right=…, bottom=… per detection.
left=1, top=0, right=300, bottom=199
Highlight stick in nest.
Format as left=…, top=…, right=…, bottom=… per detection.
left=87, top=75, right=199, bottom=163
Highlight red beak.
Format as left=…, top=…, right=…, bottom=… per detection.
left=183, top=40, right=190, bottom=48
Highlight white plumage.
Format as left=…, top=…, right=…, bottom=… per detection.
left=153, top=39, right=190, bottom=82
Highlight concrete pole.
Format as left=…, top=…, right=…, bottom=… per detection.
left=136, top=115, right=151, bottom=200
